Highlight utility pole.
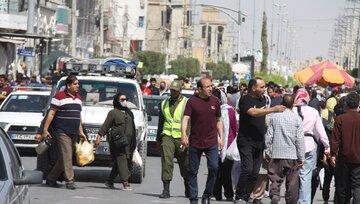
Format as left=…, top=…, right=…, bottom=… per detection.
left=71, top=0, right=77, bottom=57
left=99, top=0, right=104, bottom=57
left=269, top=0, right=274, bottom=75
left=26, top=0, right=35, bottom=76
left=237, top=0, right=241, bottom=62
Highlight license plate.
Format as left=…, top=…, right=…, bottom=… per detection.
left=147, top=128, right=157, bottom=135
left=87, top=133, right=106, bottom=141
left=146, top=135, right=156, bottom=142
left=11, top=134, right=35, bottom=140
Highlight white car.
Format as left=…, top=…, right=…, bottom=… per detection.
left=0, top=89, right=51, bottom=150
left=37, top=75, right=148, bottom=183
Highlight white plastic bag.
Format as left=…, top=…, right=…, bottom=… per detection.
left=225, top=138, right=240, bottom=161
left=75, top=140, right=95, bottom=167
left=132, top=148, right=143, bottom=166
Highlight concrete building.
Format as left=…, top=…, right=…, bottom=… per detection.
left=103, top=0, right=147, bottom=58
left=146, top=1, right=233, bottom=70
left=146, top=0, right=192, bottom=61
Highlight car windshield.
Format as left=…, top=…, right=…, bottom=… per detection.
left=1, top=94, right=49, bottom=112
left=144, top=98, right=163, bottom=116
left=58, top=80, right=139, bottom=109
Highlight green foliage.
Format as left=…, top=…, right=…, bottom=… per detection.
left=169, top=57, right=200, bottom=78
left=206, top=61, right=232, bottom=80
left=261, top=12, right=269, bottom=73
left=132, top=51, right=166, bottom=75
left=349, top=68, right=358, bottom=78
left=254, top=71, right=299, bottom=86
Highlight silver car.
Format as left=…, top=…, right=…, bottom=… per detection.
left=143, top=95, right=167, bottom=156
left=0, top=128, right=43, bottom=204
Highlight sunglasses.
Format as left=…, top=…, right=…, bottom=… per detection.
left=120, top=98, right=127, bottom=102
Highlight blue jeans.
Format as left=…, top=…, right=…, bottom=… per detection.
left=298, top=148, right=317, bottom=204
left=188, top=144, right=219, bottom=203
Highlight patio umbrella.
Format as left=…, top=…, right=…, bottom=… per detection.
left=304, top=63, right=355, bottom=88
left=294, top=61, right=336, bottom=84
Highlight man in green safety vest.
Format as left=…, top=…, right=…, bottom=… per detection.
left=156, top=80, right=190, bottom=199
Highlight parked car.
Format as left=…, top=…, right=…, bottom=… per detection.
left=0, top=86, right=51, bottom=151
left=0, top=127, right=43, bottom=204
left=143, top=95, right=167, bottom=156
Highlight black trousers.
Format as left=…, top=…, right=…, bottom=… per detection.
left=213, top=158, right=234, bottom=200
left=235, top=141, right=262, bottom=201
left=334, top=159, right=360, bottom=204
left=323, top=162, right=336, bottom=201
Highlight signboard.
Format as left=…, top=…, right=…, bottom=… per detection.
left=56, top=6, right=70, bottom=35
left=17, top=48, right=35, bottom=57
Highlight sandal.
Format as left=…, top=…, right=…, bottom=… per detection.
left=122, top=181, right=133, bottom=192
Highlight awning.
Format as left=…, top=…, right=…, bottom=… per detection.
left=0, top=37, right=25, bottom=44
left=41, top=51, right=72, bottom=75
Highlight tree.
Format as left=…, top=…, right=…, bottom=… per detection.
left=206, top=61, right=232, bottom=80
left=261, top=11, right=269, bottom=73
left=169, top=57, right=200, bottom=78
left=132, top=51, right=165, bottom=75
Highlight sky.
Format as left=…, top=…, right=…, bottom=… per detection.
left=196, top=0, right=347, bottom=60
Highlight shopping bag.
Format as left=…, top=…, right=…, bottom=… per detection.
left=75, top=140, right=95, bottom=167
left=225, top=138, right=240, bottom=161
left=132, top=148, right=142, bottom=166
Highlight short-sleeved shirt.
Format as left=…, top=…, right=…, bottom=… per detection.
left=50, top=90, right=82, bottom=136
left=184, top=95, right=221, bottom=148
left=238, top=94, right=266, bottom=149
left=0, top=84, right=12, bottom=104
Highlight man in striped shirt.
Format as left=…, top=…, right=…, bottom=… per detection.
left=265, top=94, right=305, bottom=204
left=42, top=75, right=86, bottom=190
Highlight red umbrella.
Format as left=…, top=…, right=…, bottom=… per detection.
left=294, top=61, right=332, bottom=84
left=304, top=62, right=354, bottom=87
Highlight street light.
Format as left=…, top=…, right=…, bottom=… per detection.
left=199, top=1, right=246, bottom=62
left=274, top=3, right=286, bottom=62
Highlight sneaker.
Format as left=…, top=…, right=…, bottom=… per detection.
left=45, top=179, right=60, bottom=188
left=122, top=182, right=133, bottom=192
left=105, top=180, right=115, bottom=189
left=65, top=182, right=76, bottom=190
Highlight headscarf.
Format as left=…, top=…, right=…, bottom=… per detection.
left=294, top=88, right=310, bottom=106
left=113, top=93, right=134, bottom=119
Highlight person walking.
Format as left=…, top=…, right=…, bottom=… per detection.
left=265, top=94, right=305, bottom=204
left=293, top=88, right=330, bottom=204
left=331, top=92, right=360, bottom=204
left=234, top=77, right=286, bottom=204
left=212, top=88, right=238, bottom=201
left=156, top=80, right=189, bottom=198
left=95, top=93, right=136, bottom=191
left=181, top=77, right=224, bottom=204
left=42, top=75, right=86, bottom=189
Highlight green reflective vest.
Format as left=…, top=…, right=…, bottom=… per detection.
left=161, top=97, right=188, bottom=138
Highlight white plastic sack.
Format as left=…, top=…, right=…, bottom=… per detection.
left=132, top=148, right=143, bottom=166
left=75, top=140, right=94, bottom=167
left=225, top=138, right=240, bottom=161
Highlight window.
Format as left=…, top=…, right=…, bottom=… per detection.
left=130, top=40, right=143, bottom=53
left=138, top=16, right=144, bottom=28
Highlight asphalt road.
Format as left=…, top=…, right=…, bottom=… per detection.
left=22, top=155, right=334, bottom=204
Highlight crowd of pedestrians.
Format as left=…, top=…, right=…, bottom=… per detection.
left=4, top=70, right=360, bottom=203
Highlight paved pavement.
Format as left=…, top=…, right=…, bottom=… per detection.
left=22, top=155, right=334, bottom=204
